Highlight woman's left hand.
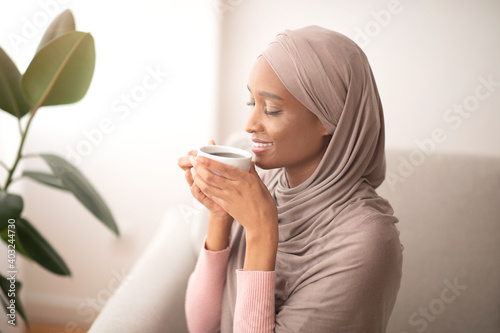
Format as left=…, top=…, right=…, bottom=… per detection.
left=192, top=156, right=278, bottom=240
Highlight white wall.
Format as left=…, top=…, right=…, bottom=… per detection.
left=216, top=0, right=500, bottom=158
left=0, top=0, right=220, bottom=329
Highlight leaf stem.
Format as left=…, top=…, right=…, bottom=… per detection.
left=17, top=117, right=22, bottom=137
left=3, top=107, right=39, bottom=191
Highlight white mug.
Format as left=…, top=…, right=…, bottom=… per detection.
left=197, top=145, right=252, bottom=172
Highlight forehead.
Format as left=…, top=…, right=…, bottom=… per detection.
left=247, top=56, right=289, bottom=98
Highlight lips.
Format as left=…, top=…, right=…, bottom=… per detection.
left=252, top=139, right=274, bottom=154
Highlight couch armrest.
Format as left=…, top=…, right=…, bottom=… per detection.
left=89, top=206, right=208, bottom=332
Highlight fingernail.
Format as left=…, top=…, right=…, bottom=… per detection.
left=189, top=156, right=195, bottom=165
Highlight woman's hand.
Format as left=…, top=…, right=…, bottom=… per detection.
left=177, top=141, right=232, bottom=222
left=192, top=156, right=279, bottom=270
left=178, top=141, right=234, bottom=251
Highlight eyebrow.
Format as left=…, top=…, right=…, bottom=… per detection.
left=247, top=85, right=284, bottom=101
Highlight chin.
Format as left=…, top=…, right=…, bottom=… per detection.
left=254, top=157, right=280, bottom=170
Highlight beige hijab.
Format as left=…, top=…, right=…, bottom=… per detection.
left=221, top=26, right=402, bottom=332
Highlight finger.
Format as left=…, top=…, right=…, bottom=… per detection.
left=195, top=156, right=244, bottom=180
left=192, top=165, right=225, bottom=199
left=185, top=169, right=194, bottom=186
left=187, top=169, right=209, bottom=203
left=208, top=139, right=216, bottom=145
left=178, top=149, right=200, bottom=170
left=191, top=177, right=227, bottom=211
left=178, top=156, right=191, bottom=170
left=190, top=180, right=209, bottom=205
left=178, top=155, right=194, bottom=171
left=193, top=163, right=229, bottom=189
left=190, top=169, right=206, bottom=197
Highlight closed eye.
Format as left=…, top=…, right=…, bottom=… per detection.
left=265, top=110, right=282, bottom=116
left=246, top=101, right=282, bottom=116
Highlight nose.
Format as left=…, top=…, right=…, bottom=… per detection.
left=244, top=106, right=263, bottom=134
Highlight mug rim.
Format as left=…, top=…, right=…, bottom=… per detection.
left=199, top=145, right=252, bottom=159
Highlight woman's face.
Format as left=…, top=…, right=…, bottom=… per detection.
left=245, top=56, right=331, bottom=179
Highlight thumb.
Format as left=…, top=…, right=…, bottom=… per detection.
left=208, top=139, right=216, bottom=145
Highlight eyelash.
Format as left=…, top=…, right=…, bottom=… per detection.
left=246, top=102, right=282, bottom=116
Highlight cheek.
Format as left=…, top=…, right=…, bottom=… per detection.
left=268, top=118, right=309, bottom=153
left=281, top=118, right=324, bottom=150
left=265, top=118, right=294, bottom=143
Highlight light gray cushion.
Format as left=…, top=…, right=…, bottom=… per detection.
left=379, top=151, right=500, bottom=333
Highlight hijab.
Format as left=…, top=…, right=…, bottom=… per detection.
left=220, top=25, right=402, bottom=332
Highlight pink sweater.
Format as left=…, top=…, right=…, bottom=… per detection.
left=185, top=244, right=276, bottom=332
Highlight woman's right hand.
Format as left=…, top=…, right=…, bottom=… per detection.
left=177, top=140, right=233, bottom=223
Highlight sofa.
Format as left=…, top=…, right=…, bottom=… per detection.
left=88, top=148, right=500, bottom=333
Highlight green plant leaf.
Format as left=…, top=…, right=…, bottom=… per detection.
left=39, top=154, right=120, bottom=236
left=21, top=31, right=95, bottom=107
left=16, top=217, right=71, bottom=276
left=0, top=192, right=23, bottom=230
left=37, top=9, right=76, bottom=53
left=0, top=227, right=28, bottom=257
left=0, top=273, right=29, bottom=327
left=0, top=47, right=31, bottom=118
left=22, top=170, right=67, bottom=191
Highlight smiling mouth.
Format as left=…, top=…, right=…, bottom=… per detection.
left=251, top=140, right=274, bottom=154
left=252, top=142, right=274, bottom=147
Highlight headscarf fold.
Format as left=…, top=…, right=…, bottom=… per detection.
left=221, top=25, right=402, bottom=332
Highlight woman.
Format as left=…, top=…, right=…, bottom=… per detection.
left=178, top=25, right=403, bottom=332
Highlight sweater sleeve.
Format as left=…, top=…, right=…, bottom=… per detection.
left=185, top=242, right=230, bottom=333
left=234, top=270, right=276, bottom=333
